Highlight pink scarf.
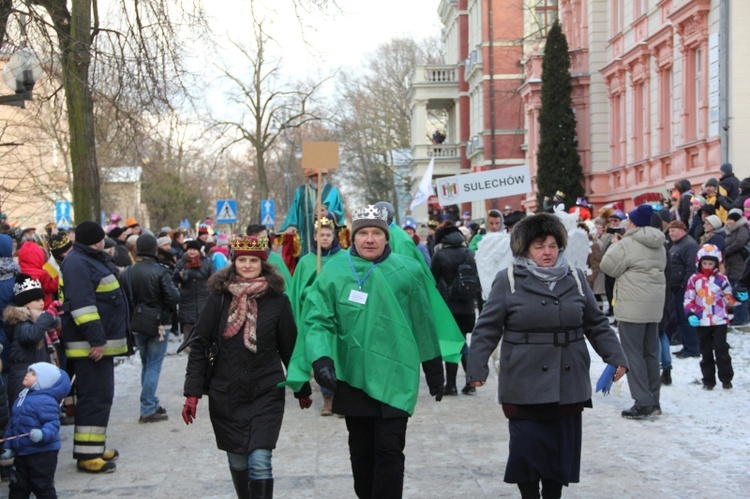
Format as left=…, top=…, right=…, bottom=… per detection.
left=223, top=277, right=269, bottom=352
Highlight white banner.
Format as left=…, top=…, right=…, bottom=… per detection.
left=410, top=158, right=435, bottom=211
left=436, top=165, right=531, bottom=206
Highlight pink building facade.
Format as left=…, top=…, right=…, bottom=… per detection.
left=411, top=0, right=750, bottom=215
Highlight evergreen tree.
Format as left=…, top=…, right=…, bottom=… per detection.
left=536, top=21, right=584, bottom=210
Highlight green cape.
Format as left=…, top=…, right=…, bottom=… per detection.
left=286, top=251, right=441, bottom=414
left=268, top=251, right=292, bottom=294
left=389, top=224, right=464, bottom=363
left=287, top=249, right=344, bottom=319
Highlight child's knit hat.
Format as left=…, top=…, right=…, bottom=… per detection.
left=28, top=362, right=62, bottom=391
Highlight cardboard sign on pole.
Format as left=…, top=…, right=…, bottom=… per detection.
left=301, top=142, right=339, bottom=170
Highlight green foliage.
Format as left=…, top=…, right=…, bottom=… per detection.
left=536, top=21, right=584, bottom=210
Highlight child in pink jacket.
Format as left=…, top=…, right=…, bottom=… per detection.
left=683, top=244, right=735, bottom=390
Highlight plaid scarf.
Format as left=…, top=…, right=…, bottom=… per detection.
left=223, top=277, right=269, bottom=352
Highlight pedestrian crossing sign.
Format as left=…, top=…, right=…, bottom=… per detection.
left=55, top=201, right=72, bottom=229
left=261, top=199, right=275, bottom=227
left=216, top=200, right=237, bottom=224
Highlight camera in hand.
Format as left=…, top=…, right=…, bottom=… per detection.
left=606, top=227, right=625, bottom=235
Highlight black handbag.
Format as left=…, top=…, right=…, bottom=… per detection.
left=130, top=303, right=163, bottom=337
left=125, top=270, right=162, bottom=337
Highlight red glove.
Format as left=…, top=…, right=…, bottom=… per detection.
left=298, top=396, right=312, bottom=410
left=46, top=300, right=63, bottom=317
left=182, top=396, right=199, bottom=425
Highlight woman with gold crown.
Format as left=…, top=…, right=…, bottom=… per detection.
left=288, top=213, right=344, bottom=416
left=181, top=235, right=312, bottom=498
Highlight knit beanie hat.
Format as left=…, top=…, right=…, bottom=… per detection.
left=13, top=273, right=44, bottom=306
left=217, top=233, right=229, bottom=247
left=705, top=178, right=719, bottom=188
left=721, top=162, right=733, bottom=174
left=75, top=221, right=105, bottom=246
left=691, top=194, right=706, bottom=206
left=136, top=234, right=158, bottom=256
left=627, top=205, right=654, bottom=227
left=351, top=205, right=390, bottom=241
left=104, top=237, right=116, bottom=250
left=156, top=236, right=172, bottom=248
left=668, top=220, right=687, bottom=231
left=28, top=362, right=62, bottom=391
left=706, top=214, right=723, bottom=230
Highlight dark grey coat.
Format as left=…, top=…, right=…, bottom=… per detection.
left=467, top=262, right=628, bottom=406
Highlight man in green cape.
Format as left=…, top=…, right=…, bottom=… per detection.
left=286, top=205, right=445, bottom=498
left=246, top=224, right=292, bottom=292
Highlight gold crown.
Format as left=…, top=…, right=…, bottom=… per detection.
left=314, top=217, right=335, bottom=230
left=49, top=233, right=71, bottom=252
left=352, top=205, right=388, bottom=223
left=229, top=235, right=268, bottom=252
left=555, top=190, right=566, bottom=198
left=14, top=277, right=42, bottom=295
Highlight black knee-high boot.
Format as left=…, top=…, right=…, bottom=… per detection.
left=541, top=479, right=563, bottom=499
left=230, top=469, right=250, bottom=499
left=444, top=362, right=459, bottom=395
left=518, top=481, right=541, bottom=499
left=250, top=478, right=274, bottom=499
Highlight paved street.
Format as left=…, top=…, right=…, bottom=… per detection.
left=3, top=332, right=748, bottom=498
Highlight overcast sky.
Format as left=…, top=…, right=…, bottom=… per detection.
left=202, top=0, right=442, bottom=76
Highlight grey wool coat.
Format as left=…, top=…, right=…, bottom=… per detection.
left=467, top=262, right=628, bottom=406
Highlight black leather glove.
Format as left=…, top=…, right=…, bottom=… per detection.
left=422, top=356, right=445, bottom=402
left=429, top=384, right=444, bottom=402
left=314, top=366, right=338, bottom=392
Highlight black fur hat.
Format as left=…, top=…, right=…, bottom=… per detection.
left=434, top=225, right=460, bottom=246
left=510, top=214, right=567, bottom=257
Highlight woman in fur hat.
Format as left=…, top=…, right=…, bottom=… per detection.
left=467, top=214, right=629, bottom=499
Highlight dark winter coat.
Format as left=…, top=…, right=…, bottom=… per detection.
left=60, top=242, right=130, bottom=359
left=673, top=179, right=694, bottom=224
left=720, top=172, right=740, bottom=203
left=0, top=234, right=19, bottom=368
left=173, top=256, right=213, bottom=324
left=731, top=177, right=750, bottom=210
left=111, top=241, right=133, bottom=268
left=467, top=261, right=628, bottom=406
left=0, top=375, right=8, bottom=436
left=430, top=230, right=477, bottom=315
left=1, top=306, right=58, bottom=403
left=183, top=280, right=308, bottom=454
left=723, top=218, right=750, bottom=281
left=700, top=228, right=726, bottom=252
left=688, top=211, right=704, bottom=242
left=5, top=370, right=70, bottom=456
left=170, top=241, right=185, bottom=260
left=120, top=255, right=180, bottom=326
left=668, top=234, right=699, bottom=290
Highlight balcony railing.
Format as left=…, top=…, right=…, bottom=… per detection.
left=413, top=143, right=460, bottom=159
left=412, top=65, right=458, bottom=85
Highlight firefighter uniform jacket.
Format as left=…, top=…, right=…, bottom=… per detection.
left=60, top=242, right=129, bottom=359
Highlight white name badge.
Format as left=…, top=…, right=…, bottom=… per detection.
left=348, top=289, right=368, bottom=305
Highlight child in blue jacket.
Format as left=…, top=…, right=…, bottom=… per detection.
left=1, top=362, right=71, bottom=497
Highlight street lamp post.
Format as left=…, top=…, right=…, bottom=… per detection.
left=0, top=48, right=42, bottom=108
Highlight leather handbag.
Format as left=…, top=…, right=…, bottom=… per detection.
left=130, top=303, right=162, bottom=337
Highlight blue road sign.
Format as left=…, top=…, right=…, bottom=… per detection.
left=261, top=199, right=275, bottom=227
left=56, top=201, right=72, bottom=229
left=216, top=200, right=237, bottom=224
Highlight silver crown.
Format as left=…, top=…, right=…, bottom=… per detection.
left=352, top=205, right=388, bottom=222
left=14, top=277, right=42, bottom=295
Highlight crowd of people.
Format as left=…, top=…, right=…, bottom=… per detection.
left=0, top=161, right=746, bottom=498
